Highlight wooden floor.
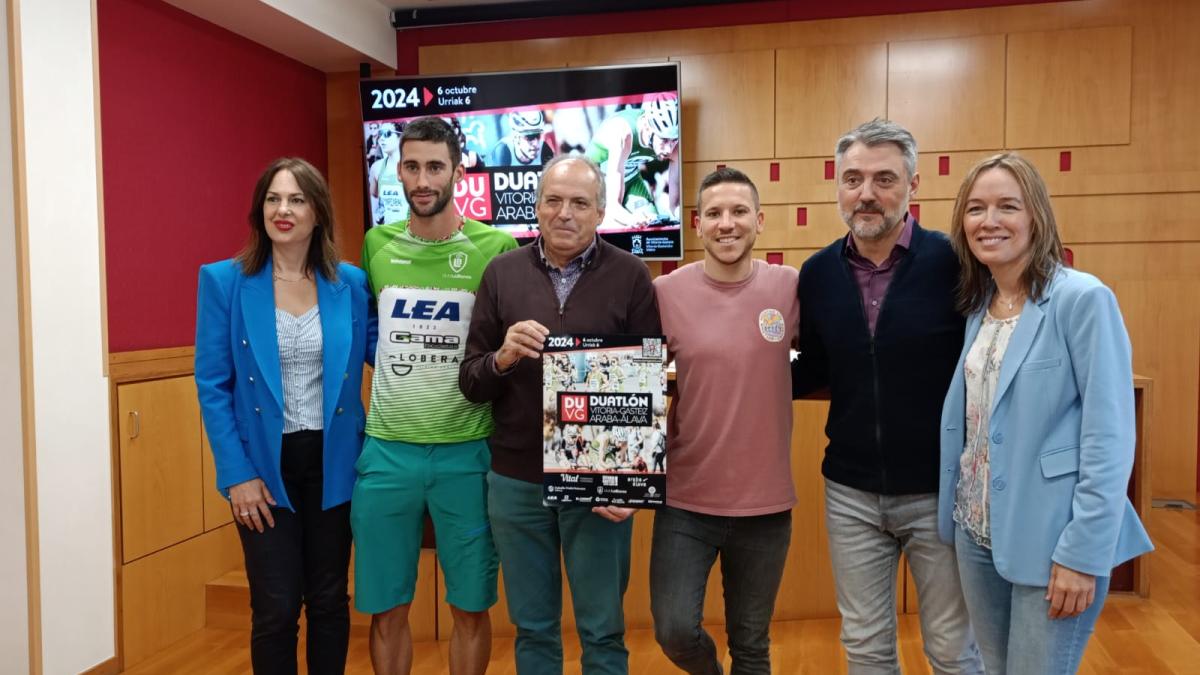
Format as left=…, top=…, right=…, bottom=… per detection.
left=123, top=503, right=1200, bottom=674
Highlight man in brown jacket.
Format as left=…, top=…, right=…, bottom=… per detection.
left=460, top=155, right=660, bottom=674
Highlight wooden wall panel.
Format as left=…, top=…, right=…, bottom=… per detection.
left=683, top=158, right=837, bottom=208
left=911, top=200, right=954, bottom=235
left=565, top=56, right=670, bottom=69
left=200, top=430, right=234, bottom=532
left=1006, top=26, right=1133, bottom=149
left=747, top=204, right=846, bottom=252
left=1056, top=193, right=1200, bottom=244
left=914, top=151, right=996, bottom=200
left=1072, top=242, right=1200, bottom=500
left=419, top=40, right=567, bottom=74
left=121, top=525, right=241, bottom=667
left=888, top=35, right=1006, bottom=152
left=327, top=71, right=368, bottom=264
left=676, top=50, right=775, bottom=162
left=774, top=400, right=840, bottom=619
left=775, top=44, right=887, bottom=158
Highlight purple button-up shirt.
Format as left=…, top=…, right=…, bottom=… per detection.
left=844, top=214, right=914, bottom=336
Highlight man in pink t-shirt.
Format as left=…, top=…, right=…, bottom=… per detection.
left=650, top=167, right=799, bottom=675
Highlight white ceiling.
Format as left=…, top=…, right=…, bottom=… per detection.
left=162, top=0, right=397, bottom=71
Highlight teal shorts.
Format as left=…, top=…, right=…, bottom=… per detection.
left=350, top=437, right=499, bottom=614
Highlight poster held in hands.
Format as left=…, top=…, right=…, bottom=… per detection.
left=542, top=334, right=667, bottom=508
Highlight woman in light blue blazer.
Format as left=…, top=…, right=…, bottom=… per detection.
left=939, top=153, right=1152, bottom=674
left=195, top=157, right=374, bottom=675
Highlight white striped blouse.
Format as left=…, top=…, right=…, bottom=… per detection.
left=276, top=305, right=324, bottom=433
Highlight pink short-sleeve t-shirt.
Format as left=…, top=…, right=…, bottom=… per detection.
left=653, top=259, right=800, bottom=516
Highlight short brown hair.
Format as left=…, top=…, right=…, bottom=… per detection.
left=949, top=152, right=1063, bottom=314
left=237, top=157, right=339, bottom=280
left=697, top=166, right=759, bottom=209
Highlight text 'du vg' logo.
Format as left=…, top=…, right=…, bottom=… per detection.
left=559, top=393, right=588, bottom=423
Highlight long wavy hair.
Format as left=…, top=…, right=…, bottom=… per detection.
left=949, top=152, right=1063, bottom=314
left=237, top=157, right=338, bottom=280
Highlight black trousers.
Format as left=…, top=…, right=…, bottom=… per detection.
left=237, top=430, right=352, bottom=675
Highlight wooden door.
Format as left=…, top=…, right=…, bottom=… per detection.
left=119, top=376, right=204, bottom=562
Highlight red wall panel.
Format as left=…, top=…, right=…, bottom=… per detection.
left=99, top=0, right=327, bottom=352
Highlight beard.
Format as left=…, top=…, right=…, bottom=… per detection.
left=405, top=188, right=454, bottom=218
left=841, top=201, right=907, bottom=241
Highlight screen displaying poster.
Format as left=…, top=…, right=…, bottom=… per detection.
left=542, top=334, right=668, bottom=508
left=359, top=63, right=683, bottom=260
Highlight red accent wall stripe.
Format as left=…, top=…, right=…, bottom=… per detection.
left=99, top=0, right=328, bottom=351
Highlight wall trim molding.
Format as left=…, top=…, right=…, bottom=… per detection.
left=8, top=0, right=42, bottom=670
left=109, top=347, right=195, bottom=383
left=80, top=656, right=119, bottom=675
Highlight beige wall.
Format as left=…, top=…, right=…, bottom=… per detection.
left=393, top=0, right=1199, bottom=501
left=0, top=0, right=31, bottom=671
left=10, top=0, right=115, bottom=671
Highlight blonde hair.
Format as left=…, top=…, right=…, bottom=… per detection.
left=949, top=152, right=1063, bottom=314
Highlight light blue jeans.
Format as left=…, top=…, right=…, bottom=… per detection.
left=825, top=480, right=983, bottom=675
left=955, top=527, right=1110, bottom=674
left=487, top=471, right=632, bottom=675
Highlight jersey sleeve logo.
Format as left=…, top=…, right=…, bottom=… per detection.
left=758, top=308, right=786, bottom=343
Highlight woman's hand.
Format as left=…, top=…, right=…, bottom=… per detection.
left=592, top=506, right=636, bottom=523
left=1046, top=563, right=1096, bottom=619
left=229, top=478, right=277, bottom=533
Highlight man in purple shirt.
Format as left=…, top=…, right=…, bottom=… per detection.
left=792, top=119, right=981, bottom=675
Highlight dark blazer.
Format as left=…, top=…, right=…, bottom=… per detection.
left=195, top=258, right=375, bottom=510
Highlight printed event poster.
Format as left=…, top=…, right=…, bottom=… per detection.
left=542, top=334, right=668, bottom=508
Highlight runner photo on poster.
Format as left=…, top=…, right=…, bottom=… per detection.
left=542, top=334, right=667, bottom=508
left=359, top=64, right=683, bottom=259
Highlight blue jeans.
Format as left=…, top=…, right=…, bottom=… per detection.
left=824, top=480, right=983, bottom=675
left=649, top=506, right=792, bottom=675
left=955, top=528, right=1110, bottom=674
left=487, top=471, right=632, bottom=675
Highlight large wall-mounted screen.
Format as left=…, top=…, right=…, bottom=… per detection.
left=359, top=63, right=683, bottom=260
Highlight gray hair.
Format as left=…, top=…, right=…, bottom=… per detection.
left=536, top=154, right=607, bottom=210
left=835, top=118, right=918, bottom=180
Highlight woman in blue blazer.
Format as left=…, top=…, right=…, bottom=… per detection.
left=195, top=157, right=374, bottom=674
left=939, top=153, right=1152, bottom=674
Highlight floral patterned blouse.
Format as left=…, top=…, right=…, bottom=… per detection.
left=954, top=311, right=1020, bottom=549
